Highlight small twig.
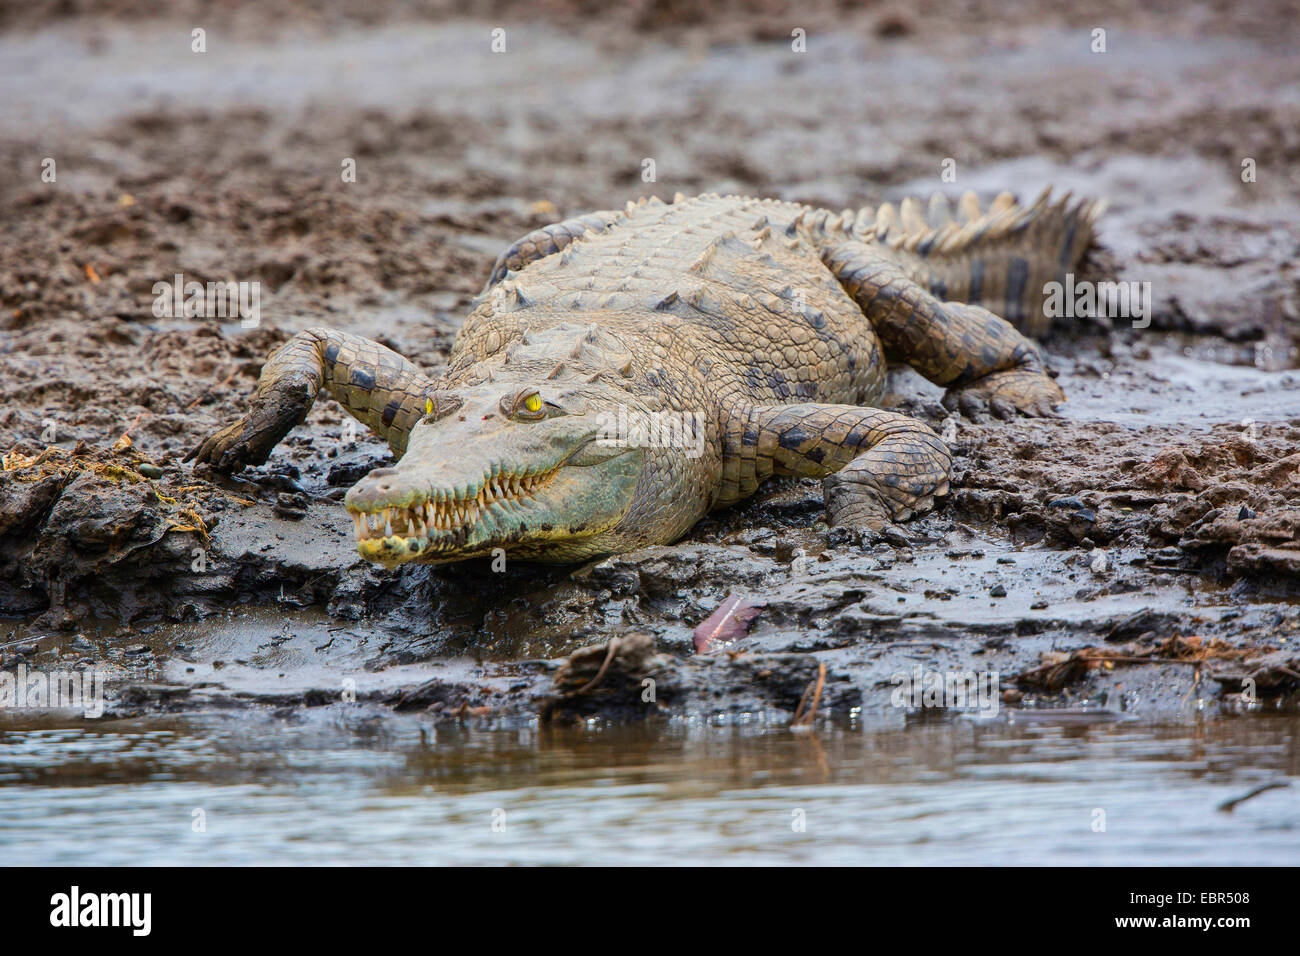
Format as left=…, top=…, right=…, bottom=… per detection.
left=792, top=685, right=814, bottom=723
left=116, top=409, right=148, bottom=444
left=394, top=677, right=441, bottom=711
left=1078, top=655, right=1205, bottom=666
left=565, top=637, right=622, bottom=698
left=792, top=660, right=826, bottom=726
left=1217, top=781, right=1291, bottom=813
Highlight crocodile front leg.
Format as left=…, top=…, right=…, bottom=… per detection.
left=727, top=402, right=952, bottom=529
left=186, top=327, right=436, bottom=471
left=823, top=240, right=1065, bottom=419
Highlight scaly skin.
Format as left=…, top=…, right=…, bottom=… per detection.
left=187, top=190, right=1103, bottom=565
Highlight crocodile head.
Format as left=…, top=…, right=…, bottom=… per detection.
left=343, top=378, right=647, bottom=565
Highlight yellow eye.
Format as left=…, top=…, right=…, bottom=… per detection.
left=425, top=397, right=434, bottom=415
left=523, top=393, right=542, bottom=414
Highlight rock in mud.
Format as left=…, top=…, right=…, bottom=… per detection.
left=1211, top=652, right=1300, bottom=699
left=540, top=632, right=677, bottom=723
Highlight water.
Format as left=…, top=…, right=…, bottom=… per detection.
left=1, top=712, right=1295, bottom=865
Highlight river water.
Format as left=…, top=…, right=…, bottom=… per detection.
left=1, top=712, right=1295, bottom=865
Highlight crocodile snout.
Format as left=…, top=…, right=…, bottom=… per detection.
left=344, top=466, right=421, bottom=512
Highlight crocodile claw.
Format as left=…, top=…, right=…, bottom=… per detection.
left=826, top=522, right=920, bottom=550
left=185, top=418, right=264, bottom=471
left=186, top=375, right=315, bottom=472
left=943, top=367, right=1064, bottom=422
left=186, top=403, right=306, bottom=472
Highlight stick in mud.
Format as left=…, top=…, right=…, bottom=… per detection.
left=1217, top=781, right=1291, bottom=813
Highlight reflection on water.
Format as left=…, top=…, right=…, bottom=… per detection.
left=0, top=713, right=1296, bottom=865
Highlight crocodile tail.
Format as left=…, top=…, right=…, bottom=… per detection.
left=854, top=188, right=1106, bottom=337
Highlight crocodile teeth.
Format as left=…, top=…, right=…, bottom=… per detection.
left=350, top=465, right=563, bottom=545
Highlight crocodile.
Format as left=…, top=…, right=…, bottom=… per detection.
left=187, top=189, right=1103, bottom=565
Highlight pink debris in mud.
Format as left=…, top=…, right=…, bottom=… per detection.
left=693, top=594, right=765, bottom=654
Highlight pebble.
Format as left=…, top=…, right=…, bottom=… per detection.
left=989, top=584, right=1007, bottom=597
left=1049, top=496, right=1087, bottom=510
left=274, top=492, right=309, bottom=519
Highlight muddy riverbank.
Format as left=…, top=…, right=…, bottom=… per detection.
left=0, top=2, right=1297, bottom=730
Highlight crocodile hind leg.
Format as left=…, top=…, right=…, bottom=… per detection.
left=728, top=402, right=952, bottom=529
left=186, top=327, right=436, bottom=471
left=823, top=240, right=1064, bottom=419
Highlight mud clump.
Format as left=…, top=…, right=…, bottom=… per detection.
left=1212, top=652, right=1300, bottom=699
left=540, top=632, right=677, bottom=723
left=1014, top=634, right=1256, bottom=693
left=0, top=443, right=225, bottom=624
left=0, top=441, right=385, bottom=628
left=952, top=419, right=1300, bottom=579
left=538, top=632, right=860, bottom=723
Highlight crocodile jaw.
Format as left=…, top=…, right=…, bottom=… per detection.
left=344, top=445, right=643, bottom=566
left=347, top=464, right=558, bottom=564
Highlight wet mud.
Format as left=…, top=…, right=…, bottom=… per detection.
left=0, top=2, right=1297, bottom=727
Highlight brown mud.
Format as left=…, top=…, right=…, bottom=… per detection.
left=0, top=1, right=1297, bottom=726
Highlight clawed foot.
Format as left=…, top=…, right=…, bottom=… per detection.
left=826, top=522, right=920, bottom=549
left=185, top=413, right=290, bottom=472
left=185, top=378, right=313, bottom=472
left=943, top=367, right=1064, bottom=421
left=186, top=419, right=257, bottom=471
left=823, top=470, right=942, bottom=529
